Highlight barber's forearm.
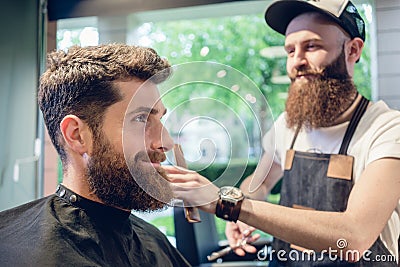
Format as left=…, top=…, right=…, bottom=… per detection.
left=237, top=198, right=367, bottom=254
left=239, top=177, right=268, bottom=200
left=236, top=159, right=400, bottom=259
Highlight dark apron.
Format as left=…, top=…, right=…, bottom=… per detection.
left=270, top=96, right=397, bottom=266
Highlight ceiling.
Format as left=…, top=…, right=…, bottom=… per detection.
left=47, top=0, right=245, bottom=21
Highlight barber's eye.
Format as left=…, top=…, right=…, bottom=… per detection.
left=133, top=114, right=149, bottom=123
left=307, top=43, right=319, bottom=50
left=285, top=48, right=294, bottom=55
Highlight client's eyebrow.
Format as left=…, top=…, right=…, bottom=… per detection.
left=127, top=106, right=167, bottom=116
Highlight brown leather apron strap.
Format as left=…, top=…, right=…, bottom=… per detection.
left=289, top=124, right=301, bottom=150
left=338, top=96, right=369, bottom=155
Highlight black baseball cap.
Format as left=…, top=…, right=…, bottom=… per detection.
left=265, top=0, right=366, bottom=41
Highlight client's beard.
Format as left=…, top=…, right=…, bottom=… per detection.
left=285, top=48, right=358, bottom=129
left=86, top=132, right=174, bottom=212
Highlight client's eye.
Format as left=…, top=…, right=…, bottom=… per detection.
left=133, top=114, right=149, bottom=123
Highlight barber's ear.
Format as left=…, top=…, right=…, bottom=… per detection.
left=347, top=37, right=364, bottom=63
left=60, top=115, right=92, bottom=155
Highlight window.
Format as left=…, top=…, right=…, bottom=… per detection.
left=55, top=0, right=374, bottom=250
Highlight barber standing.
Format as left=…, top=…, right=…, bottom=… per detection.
left=164, top=0, right=400, bottom=265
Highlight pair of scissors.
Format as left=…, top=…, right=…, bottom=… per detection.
left=207, top=231, right=251, bottom=261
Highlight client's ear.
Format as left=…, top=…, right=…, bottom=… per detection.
left=60, top=115, right=92, bottom=155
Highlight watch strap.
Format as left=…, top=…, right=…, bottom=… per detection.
left=215, top=198, right=243, bottom=222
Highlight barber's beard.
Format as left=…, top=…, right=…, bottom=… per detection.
left=285, top=48, right=358, bottom=129
left=86, top=133, right=173, bottom=211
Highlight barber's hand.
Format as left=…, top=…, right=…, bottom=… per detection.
left=162, top=165, right=219, bottom=214
left=225, top=221, right=261, bottom=256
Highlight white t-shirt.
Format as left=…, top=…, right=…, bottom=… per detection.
left=262, top=100, right=400, bottom=259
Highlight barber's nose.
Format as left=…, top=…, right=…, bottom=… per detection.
left=292, top=50, right=308, bottom=69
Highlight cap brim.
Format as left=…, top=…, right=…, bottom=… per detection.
left=265, top=1, right=342, bottom=36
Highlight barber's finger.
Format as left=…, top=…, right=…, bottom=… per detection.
left=166, top=173, right=195, bottom=183
left=242, top=228, right=251, bottom=237
left=241, top=243, right=258, bottom=254
left=252, top=233, right=261, bottom=240
left=162, top=165, right=195, bottom=174
left=233, top=247, right=246, bottom=256
left=246, top=233, right=261, bottom=244
left=169, top=174, right=213, bottom=188
left=170, top=182, right=203, bottom=192
left=239, top=225, right=255, bottom=235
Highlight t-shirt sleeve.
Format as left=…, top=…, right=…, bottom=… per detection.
left=262, top=113, right=286, bottom=167
left=367, top=113, right=400, bottom=164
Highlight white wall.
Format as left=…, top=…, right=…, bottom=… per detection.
left=375, top=0, right=400, bottom=109
left=0, top=0, right=41, bottom=211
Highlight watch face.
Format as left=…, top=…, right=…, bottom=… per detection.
left=220, top=186, right=243, bottom=199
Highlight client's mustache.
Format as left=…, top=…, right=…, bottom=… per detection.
left=134, top=150, right=167, bottom=164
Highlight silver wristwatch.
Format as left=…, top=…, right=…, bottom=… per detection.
left=215, top=186, right=244, bottom=222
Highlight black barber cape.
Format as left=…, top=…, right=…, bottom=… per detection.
left=0, top=184, right=191, bottom=267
